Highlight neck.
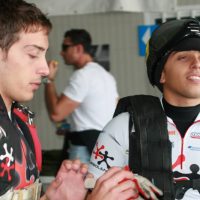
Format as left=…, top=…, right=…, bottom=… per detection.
left=75, top=54, right=93, bottom=69
left=163, top=93, right=200, bottom=107
left=0, top=94, right=12, bottom=112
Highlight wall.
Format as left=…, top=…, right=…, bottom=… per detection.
left=177, top=0, right=200, bottom=6
left=26, top=0, right=176, bottom=15
left=28, top=12, right=160, bottom=150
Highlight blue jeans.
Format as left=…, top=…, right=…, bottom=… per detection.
left=68, top=142, right=90, bottom=164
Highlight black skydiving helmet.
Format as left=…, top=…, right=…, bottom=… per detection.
left=146, top=18, right=200, bottom=91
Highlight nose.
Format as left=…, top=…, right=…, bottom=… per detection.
left=191, top=54, right=200, bottom=69
left=37, top=59, right=49, bottom=76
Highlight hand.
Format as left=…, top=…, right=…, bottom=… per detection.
left=87, top=167, right=138, bottom=200
left=47, top=60, right=58, bottom=81
left=45, top=159, right=88, bottom=200
left=132, top=174, right=163, bottom=200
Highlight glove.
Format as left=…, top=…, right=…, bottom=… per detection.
left=132, top=174, right=163, bottom=200
left=121, top=166, right=163, bottom=200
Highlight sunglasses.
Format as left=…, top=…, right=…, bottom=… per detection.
left=62, top=44, right=75, bottom=51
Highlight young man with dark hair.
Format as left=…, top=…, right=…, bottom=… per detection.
left=89, top=18, right=200, bottom=199
left=45, top=29, right=119, bottom=163
left=0, top=1, right=140, bottom=199
left=0, top=1, right=89, bottom=199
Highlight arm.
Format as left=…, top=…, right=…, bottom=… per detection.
left=88, top=113, right=163, bottom=199
left=44, top=60, right=79, bottom=122
left=89, top=113, right=129, bottom=179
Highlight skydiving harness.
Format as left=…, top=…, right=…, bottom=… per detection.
left=113, top=95, right=200, bottom=199
left=13, top=103, right=42, bottom=172
left=0, top=103, right=43, bottom=200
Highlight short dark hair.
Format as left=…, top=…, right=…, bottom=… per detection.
left=64, top=29, right=92, bottom=55
left=0, top=0, right=52, bottom=52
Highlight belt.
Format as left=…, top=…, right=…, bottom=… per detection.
left=69, top=129, right=100, bottom=153
left=0, top=180, right=42, bottom=200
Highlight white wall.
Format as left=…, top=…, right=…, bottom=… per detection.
left=26, top=0, right=175, bottom=16
left=27, top=0, right=200, bottom=150
left=27, top=12, right=160, bottom=150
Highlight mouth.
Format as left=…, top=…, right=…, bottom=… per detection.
left=30, top=82, right=41, bottom=90
left=187, top=75, right=200, bottom=81
left=187, top=74, right=200, bottom=84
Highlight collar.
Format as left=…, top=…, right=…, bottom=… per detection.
left=0, top=95, right=18, bottom=121
left=160, top=97, right=200, bottom=123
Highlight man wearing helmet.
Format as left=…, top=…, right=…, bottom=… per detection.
left=89, top=18, right=200, bottom=199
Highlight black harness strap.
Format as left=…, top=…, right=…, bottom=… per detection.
left=114, top=95, right=175, bottom=199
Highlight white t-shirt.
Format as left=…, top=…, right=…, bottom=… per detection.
left=89, top=111, right=200, bottom=200
left=63, top=62, right=119, bottom=132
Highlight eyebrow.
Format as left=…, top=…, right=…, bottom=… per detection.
left=24, top=44, right=46, bottom=51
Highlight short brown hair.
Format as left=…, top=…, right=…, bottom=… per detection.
left=64, top=29, right=92, bottom=55
left=0, top=0, right=52, bottom=52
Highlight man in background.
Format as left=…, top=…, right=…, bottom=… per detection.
left=45, top=29, right=119, bottom=163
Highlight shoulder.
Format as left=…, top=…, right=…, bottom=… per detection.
left=91, top=62, right=117, bottom=81
left=101, top=112, right=130, bottom=145
left=68, top=68, right=88, bottom=83
left=83, top=62, right=107, bottom=73
left=71, top=62, right=99, bottom=77
left=104, top=112, right=129, bottom=132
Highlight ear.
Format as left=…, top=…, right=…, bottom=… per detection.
left=76, top=44, right=84, bottom=53
left=160, top=71, right=165, bottom=84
